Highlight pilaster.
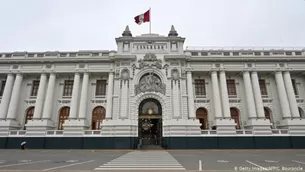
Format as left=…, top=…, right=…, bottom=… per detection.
left=106, top=72, right=114, bottom=119
left=186, top=70, right=195, bottom=118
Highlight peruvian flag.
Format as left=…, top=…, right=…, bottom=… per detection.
left=134, top=9, right=150, bottom=25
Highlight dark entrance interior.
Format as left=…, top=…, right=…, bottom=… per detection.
left=138, top=98, right=162, bottom=148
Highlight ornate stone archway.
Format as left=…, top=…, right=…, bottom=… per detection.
left=135, top=92, right=166, bottom=120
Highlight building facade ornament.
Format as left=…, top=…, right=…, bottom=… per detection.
left=134, top=72, right=166, bottom=95
left=138, top=53, right=162, bottom=69
left=170, top=69, right=180, bottom=81
left=121, top=69, right=130, bottom=80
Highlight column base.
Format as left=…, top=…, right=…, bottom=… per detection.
left=244, top=118, right=272, bottom=135
left=163, top=119, right=201, bottom=136
left=100, top=119, right=137, bottom=137
left=25, top=119, right=55, bottom=131
left=63, top=119, right=89, bottom=135
left=277, top=118, right=305, bottom=135
left=0, top=119, right=21, bottom=131
left=212, top=118, right=237, bottom=135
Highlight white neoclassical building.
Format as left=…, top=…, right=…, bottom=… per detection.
left=0, top=26, right=305, bottom=149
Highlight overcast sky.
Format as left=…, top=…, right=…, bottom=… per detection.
left=0, top=0, right=304, bottom=52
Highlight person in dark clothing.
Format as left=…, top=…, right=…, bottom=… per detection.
left=21, top=141, right=26, bottom=150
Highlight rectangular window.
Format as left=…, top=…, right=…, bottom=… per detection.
left=194, top=79, right=206, bottom=96
left=292, top=79, right=298, bottom=95
left=0, top=80, right=6, bottom=96
left=226, top=79, right=236, bottom=95
left=96, top=80, right=107, bottom=96
left=31, top=80, right=40, bottom=96
left=63, top=80, right=74, bottom=96
left=259, top=79, right=268, bottom=96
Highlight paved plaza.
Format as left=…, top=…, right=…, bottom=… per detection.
left=0, top=149, right=305, bottom=171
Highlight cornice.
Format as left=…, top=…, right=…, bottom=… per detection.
left=0, top=57, right=113, bottom=64
left=188, top=56, right=305, bottom=62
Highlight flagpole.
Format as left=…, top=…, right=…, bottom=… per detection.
left=149, top=7, right=151, bottom=34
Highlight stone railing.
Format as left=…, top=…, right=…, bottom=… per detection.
left=0, top=129, right=303, bottom=137
left=200, top=129, right=294, bottom=136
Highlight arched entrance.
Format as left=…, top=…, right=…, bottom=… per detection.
left=230, top=107, right=241, bottom=129
left=58, top=106, right=70, bottom=130
left=196, top=107, right=208, bottom=130
left=138, top=98, right=162, bottom=146
left=24, top=106, right=34, bottom=130
left=91, top=106, right=106, bottom=130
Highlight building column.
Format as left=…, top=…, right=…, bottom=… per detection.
left=243, top=71, right=257, bottom=119
left=6, top=73, right=23, bottom=119
left=0, top=74, right=15, bottom=119
left=69, top=73, right=80, bottom=119
left=283, top=71, right=299, bottom=118
left=78, top=73, right=89, bottom=119
left=42, top=73, right=56, bottom=119
left=211, top=70, right=222, bottom=118
left=105, top=72, right=114, bottom=119
left=251, top=71, right=265, bottom=118
left=275, top=71, right=291, bottom=118
left=186, top=71, right=196, bottom=118
left=219, top=71, right=230, bottom=118
left=33, top=73, right=47, bottom=119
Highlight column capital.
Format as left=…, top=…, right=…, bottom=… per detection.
left=185, top=67, right=193, bottom=73
left=210, top=68, right=219, bottom=73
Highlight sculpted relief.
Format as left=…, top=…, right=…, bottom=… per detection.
left=135, top=72, right=166, bottom=95
left=138, top=53, right=162, bottom=69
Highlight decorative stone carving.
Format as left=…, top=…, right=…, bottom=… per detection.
left=171, top=69, right=180, bottom=80
left=135, top=72, right=166, bottom=95
left=138, top=53, right=163, bottom=69
left=121, top=69, right=130, bottom=80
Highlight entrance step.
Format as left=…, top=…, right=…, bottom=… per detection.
left=141, top=145, right=164, bottom=150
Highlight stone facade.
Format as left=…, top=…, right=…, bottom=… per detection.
left=0, top=25, right=305, bottom=139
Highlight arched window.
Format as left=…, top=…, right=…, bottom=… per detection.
left=299, top=107, right=305, bottom=118
left=196, top=108, right=208, bottom=130
left=92, top=106, right=106, bottom=130
left=24, top=106, right=34, bottom=130
left=58, top=107, right=70, bottom=130
left=230, top=107, right=240, bottom=129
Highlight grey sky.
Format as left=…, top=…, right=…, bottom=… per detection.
left=0, top=0, right=304, bottom=52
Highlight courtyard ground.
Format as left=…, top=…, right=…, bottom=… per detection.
left=0, top=149, right=304, bottom=171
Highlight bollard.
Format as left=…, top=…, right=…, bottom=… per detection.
left=199, top=160, right=202, bottom=171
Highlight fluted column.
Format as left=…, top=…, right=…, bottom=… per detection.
left=219, top=71, right=230, bottom=118
left=0, top=74, right=15, bottom=119
left=211, top=70, right=222, bottom=118
left=186, top=71, right=196, bottom=118
left=78, top=73, right=89, bottom=119
left=42, top=73, right=56, bottom=119
left=172, top=80, right=181, bottom=118
left=283, top=71, right=299, bottom=118
left=243, top=71, right=256, bottom=119
left=7, top=73, right=23, bottom=119
left=275, top=71, right=291, bottom=118
left=69, top=73, right=80, bottom=119
left=119, top=80, right=129, bottom=118
left=33, top=73, right=47, bottom=119
left=251, top=71, right=265, bottom=118
left=105, top=72, right=114, bottom=119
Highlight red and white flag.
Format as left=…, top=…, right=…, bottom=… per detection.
left=134, top=9, right=150, bottom=25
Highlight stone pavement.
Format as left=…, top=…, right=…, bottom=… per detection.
left=0, top=149, right=304, bottom=171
